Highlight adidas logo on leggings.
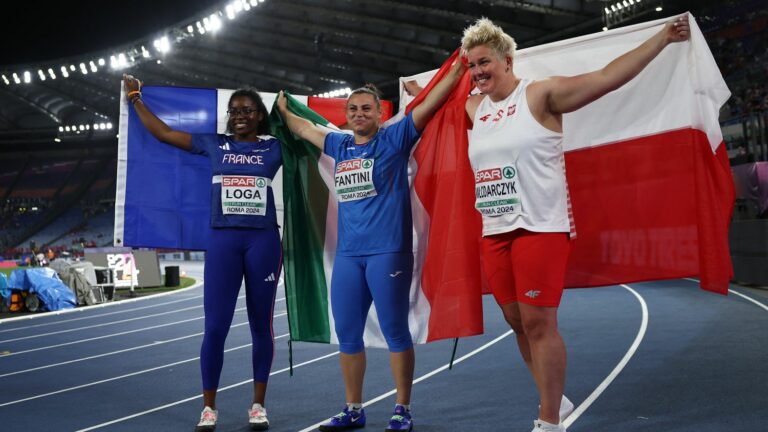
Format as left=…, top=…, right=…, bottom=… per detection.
left=264, top=273, right=275, bottom=282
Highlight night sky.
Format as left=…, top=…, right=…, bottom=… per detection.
left=1, top=0, right=214, bottom=66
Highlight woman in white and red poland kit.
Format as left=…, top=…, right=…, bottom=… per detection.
left=462, top=16, right=691, bottom=432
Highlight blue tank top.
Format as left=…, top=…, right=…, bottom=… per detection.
left=190, top=133, right=282, bottom=229
left=323, top=113, right=420, bottom=256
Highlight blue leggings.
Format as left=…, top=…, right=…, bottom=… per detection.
left=200, top=227, right=281, bottom=390
left=331, top=252, right=414, bottom=354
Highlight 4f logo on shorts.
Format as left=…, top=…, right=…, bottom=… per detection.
left=525, top=290, right=541, bottom=299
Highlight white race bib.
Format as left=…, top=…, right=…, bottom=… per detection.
left=334, top=158, right=377, bottom=202
left=474, top=165, right=521, bottom=216
left=218, top=175, right=269, bottom=216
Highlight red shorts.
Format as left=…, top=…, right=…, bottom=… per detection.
left=481, top=229, right=571, bottom=307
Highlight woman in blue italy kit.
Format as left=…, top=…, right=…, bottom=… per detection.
left=276, top=60, right=464, bottom=432
left=123, top=75, right=279, bottom=432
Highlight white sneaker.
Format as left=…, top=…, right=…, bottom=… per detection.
left=559, top=395, right=575, bottom=421
left=248, top=403, right=269, bottom=430
left=195, top=406, right=217, bottom=432
left=538, top=395, right=575, bottom=423
left=531, top=418, right=566, bottom=432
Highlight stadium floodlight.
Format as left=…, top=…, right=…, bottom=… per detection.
left=80, top=63, right=88, bottom=75
left=226, top=4, right=236, bottom=19
left=243, top=1, right=251, bottom=11
left=54, top=138, right=61, bottom=143
left=65, top=126, right=71, bottom=131
left=60, top=66, right=69, bottom=78
left=59, top=126, right=64, bottom=132
left=23, top=71, right=31, bottom=83
left=656, top=6, right=662, bottom=11
left=210, top=14, right=222, bottom=32
left=93, top=123, right=100, bottom=130
left=1, top=74, right=9, bottom=85
left=234, top=0, right=243, bottom=13
left=154, top=36, right=171, bottom=53
left=85, top=124, right=90, bottom=130
left=107, top=122, right=113, bottom=129
left=79, top=125, right=85, bottom=131
left=98, top=58, right=105, bottom=66
left=12, top=73, right=21, bottom=84
left=89, top=61, right=97, bottom=72
left=118, top=53, right=128, bottom=67
left=187, top=24, right=194, bottom=33
left=48, top=68, right=56, bottom=79
left=250, top=0, right=258, bottom=6
left=70, top=65, right=76, bottom=71
left=38, top=70, right=46, bottom=81
left=623, top=0, right=629, bottom=7
left=141, top=46, right=150, bottom=58
left=605, top=7, right=611, bottom=14
left=99, top=122, right=106, bottom=129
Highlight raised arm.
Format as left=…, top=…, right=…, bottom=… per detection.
left=411, top=59, right=467, bottom=131
left=276, top=91, right=329, bottom=151
left=122, top=74, right=192, bottom=151
left=544, top=14, right=691, bottom=115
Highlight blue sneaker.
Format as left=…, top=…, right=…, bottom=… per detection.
left=385, top=405, right=413, bottom=432
left=318, top=406, right=366, bottom=431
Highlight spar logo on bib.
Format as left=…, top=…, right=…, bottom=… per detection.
left=335, top=158, right=377, bottom=202
left=474, top=165, right=520, bottom=216
left=223, top=177, right=256, bottom=187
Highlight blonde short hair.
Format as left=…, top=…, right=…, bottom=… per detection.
left=461, top=18, right=517, bottom=60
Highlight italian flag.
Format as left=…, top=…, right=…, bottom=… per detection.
left=270, top=74, right=485, bottom=347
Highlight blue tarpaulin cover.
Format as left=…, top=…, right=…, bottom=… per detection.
left=0, top=273, right=8, bottom=305
left=8, top=268, right=76, bottom=311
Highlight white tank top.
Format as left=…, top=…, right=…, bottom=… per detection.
left=468, top=79, right=574, bottom=237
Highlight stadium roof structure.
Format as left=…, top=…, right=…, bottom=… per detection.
left=0, top=0, right=684, bottom=149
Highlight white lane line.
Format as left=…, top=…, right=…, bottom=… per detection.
left=0, top=307, right=244, bottom=358
left=0, top=304, right=202, bottom=343
left=563, top=284, right=648, bottom=428
left=0, top=311, right=288, bottom=378
left=729, top=289, right=768, bottom=312
left=298, top=329, right=516, bottom=432
left=0, top=296, right=286, bottom=343
left=0, top=294, right=205, bottom=334
left=0, top=279, right=204, bottom=324
left=683, top=278, right=768, bottom=312
left=75, top=350, right=340, bottom=432
left=0, top=333, right=290, bottom=407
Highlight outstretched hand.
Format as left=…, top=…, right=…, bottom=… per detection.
left=664, top=14, right=690, bottom=44
left=122, top=74, right=141, bottom=93
left=276, top=90, right=288, bottom=112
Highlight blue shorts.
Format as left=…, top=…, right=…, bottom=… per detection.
left=331, top=252, right=414, bottom=354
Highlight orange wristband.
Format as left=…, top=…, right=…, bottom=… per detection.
left=127, top=90, right=141, bottom=97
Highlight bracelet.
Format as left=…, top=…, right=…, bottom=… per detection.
left=130, top=94, right=142, bottom=104
left=127, top=90, right=141, bottom=97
